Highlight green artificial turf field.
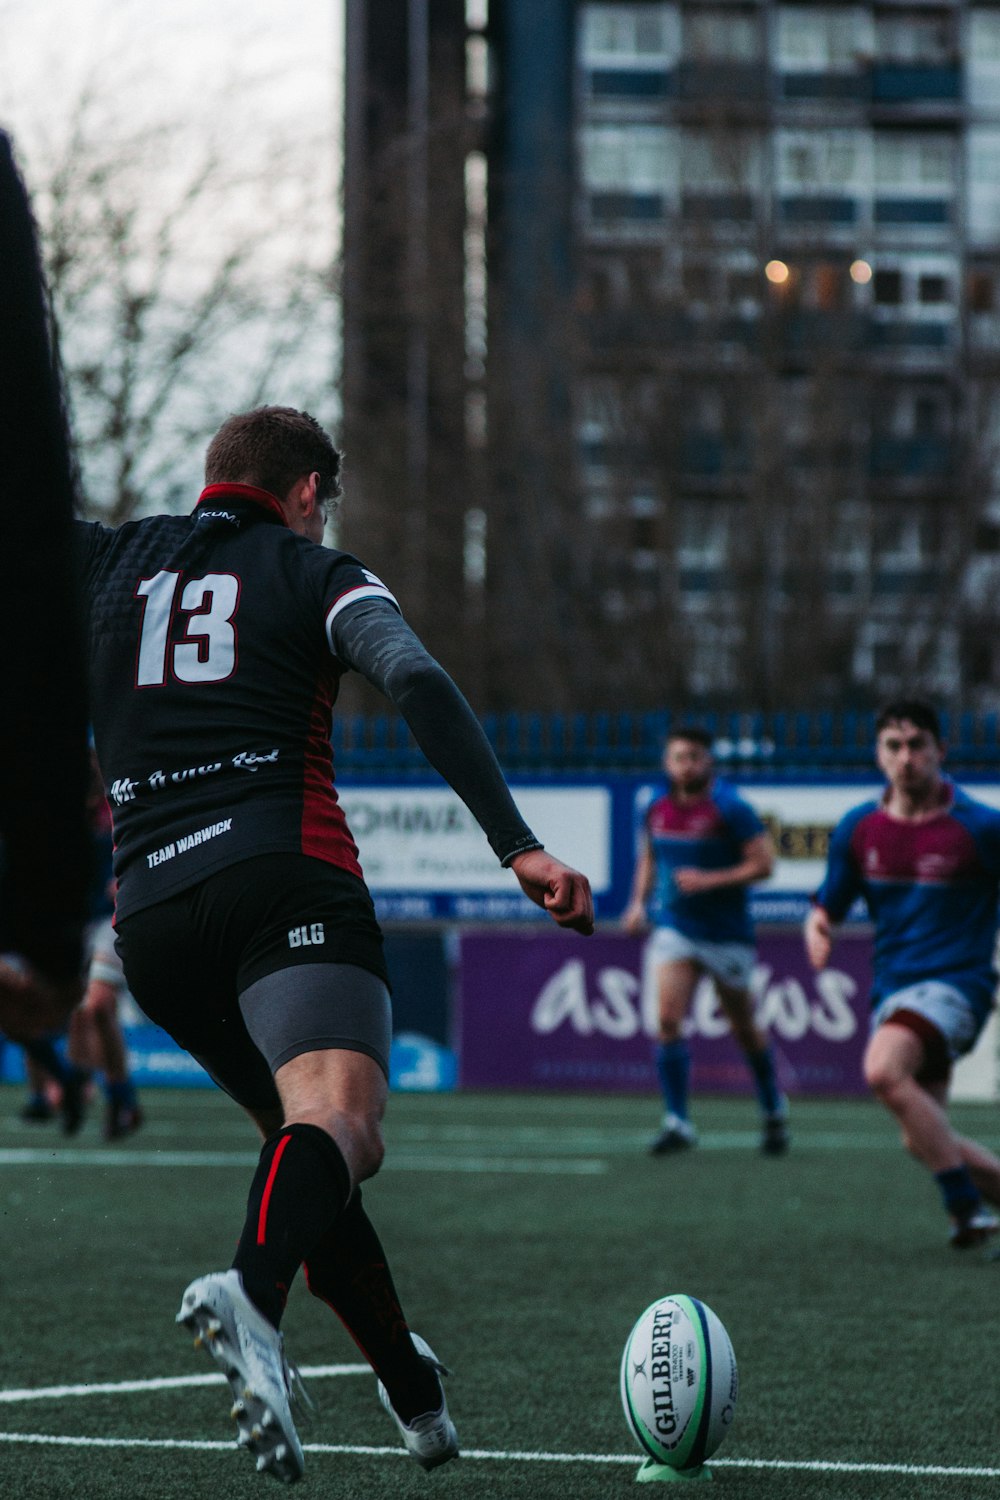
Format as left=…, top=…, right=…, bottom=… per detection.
left=0, top=1085, right=997, bottom=1499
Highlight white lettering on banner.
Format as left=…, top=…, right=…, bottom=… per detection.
left=531, top=961, right=858, bottom=1044
left=811, top=970, right=859, bottom=1040
left=342, top=786, right=611, bottom=894
left=531, top=961, right=641, bottom=1040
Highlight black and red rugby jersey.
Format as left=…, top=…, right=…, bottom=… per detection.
left=75, top=485, right=399, bottom=921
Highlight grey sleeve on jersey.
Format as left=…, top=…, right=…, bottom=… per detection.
left=329, top=599, right=542, bottom=866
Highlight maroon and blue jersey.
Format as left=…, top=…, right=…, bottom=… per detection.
left=815, top=782, right=1000, bottom=1018
left=645, top=781, right=765, bottom=943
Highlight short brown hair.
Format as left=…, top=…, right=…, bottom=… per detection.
left=875, top=699, right=942, bottom=741
left=204, top=406, right=342, bottom=503
left=666, top=725, right=713, bottom=751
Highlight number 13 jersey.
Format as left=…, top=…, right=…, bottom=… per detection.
left=75, top=484, right=398, bottom=921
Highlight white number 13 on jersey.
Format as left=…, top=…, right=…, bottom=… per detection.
left=135, top=570, right=240, bottom=686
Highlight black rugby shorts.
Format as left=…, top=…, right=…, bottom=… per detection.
left=114, top=853, right=390, bottom=1110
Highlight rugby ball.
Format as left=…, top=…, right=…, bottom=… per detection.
left=620, top=1295, right=737, bottom=1471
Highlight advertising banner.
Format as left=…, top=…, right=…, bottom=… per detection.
left=458, top=930, right=873, bottom=1096
left=345, top=774, right=1000, bottom=926
left=341, top=780, right=620, bottom=921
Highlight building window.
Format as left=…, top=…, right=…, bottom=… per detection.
left=969, top=269, right=996, bottom=314
left=681, top=128, right=763, bottom=193
left=777, top=130, right=866, bottom=192
left=683, top=8, right=761, bottom=62
left=873, top=269, right=902, bottom=305
left=580, top=124, right=677, bottom=194
left=776, top=6, right=871, bottom=69
left=579, top=3, right=679, bottom=63
left=917, top=273, right=948, bottom=304
left=874, top=132, right=954, bottom=190
left=874, top=14, right=954, bottom=65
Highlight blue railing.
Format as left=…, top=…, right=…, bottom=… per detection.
left=333, top=710, right=1000, bottom=778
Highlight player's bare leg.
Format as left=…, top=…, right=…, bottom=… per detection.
left=649, top=960, right=699, bottom=1153
left=716, top=981, right=789, bottom=1155
left=70, top=980, right=142, bottom=1139
left=914, top=1077, right=1000, bottom=1207
left=864, top=1024, right=998, bottom=1246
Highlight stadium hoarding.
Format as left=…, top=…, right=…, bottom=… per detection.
left=340, top=778, right=624, bottom=921
left=457, top=930, right=873, bottom=1096
left=346, top=774, right=1000, bottom=924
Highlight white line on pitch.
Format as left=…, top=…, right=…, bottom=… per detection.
left=0, top=1434, right=996, bottom=1479
left=0, top=1365, right=369, bottom=1404
left=0, top=1149, right=607, bottom=1175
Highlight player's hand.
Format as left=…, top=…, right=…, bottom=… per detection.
left=510, top=850, right=595, bottom=935
left=673, top=867, right=715, bottom=895
left=803, top=907, right=833, bottom=970
left=621, top=901, right=647, bottom=935
left=0, top=958, right=82, bottom=1041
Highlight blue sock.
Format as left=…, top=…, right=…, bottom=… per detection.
left=22, top=1038, right=76, bottom=1088
left=747, top=1046, right=784, bottom=1117
left=935, top=1166, right=981, bottom=1218
left=104, top=1079, right=136, bottom=1107
left=655, top=1041, right=691, bottom=1122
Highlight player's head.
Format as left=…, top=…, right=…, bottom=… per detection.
left=205, top=406, right=342, bottom=542
left=874, top=699, right=945, bottom=793
left=663, top=726, right=713, bottom=794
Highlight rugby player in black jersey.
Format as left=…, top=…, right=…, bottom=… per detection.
left=75, top=405, right=593, bottom=1482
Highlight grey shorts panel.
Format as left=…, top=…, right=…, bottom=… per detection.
left=239, top=963, right=393, bottom=1080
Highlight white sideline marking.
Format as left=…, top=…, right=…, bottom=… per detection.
left=0, top=1149, right=607, bottom=1175
left=0, top=1433, right=996, bottom=1478
left=0, top=1365, right=369, bottom=1404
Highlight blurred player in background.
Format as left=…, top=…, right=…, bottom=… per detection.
left=75, top=405, right=593, bottom=1483
left=0, top=131, right=90, bottom=1040
left=623, top=727, right=788, bottom=1156
left=67, top=753, right=142, bottom=1139
left=806, top=699, right=1000, bottom=1249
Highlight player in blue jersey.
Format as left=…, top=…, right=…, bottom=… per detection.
left=805, top=700, right=1000, bottom=1248
left=623, top=727, right=787, bottom=1155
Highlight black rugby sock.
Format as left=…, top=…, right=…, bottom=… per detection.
left=304, top=1188, right=442, bottom=1424
left=232, top=1123, right=351, bottom=1328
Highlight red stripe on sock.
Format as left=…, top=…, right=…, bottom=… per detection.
left=257, top=1133, right=293, bottom=1246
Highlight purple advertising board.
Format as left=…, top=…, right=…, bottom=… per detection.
left=457, top=930, right=874, bottom=1096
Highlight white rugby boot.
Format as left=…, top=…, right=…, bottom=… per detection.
left=377, top=1333, right=459, bottom=1470
left=949, top=1207, right=1000, bottom=1250
left=177, top=1269, right=305, bottom=1484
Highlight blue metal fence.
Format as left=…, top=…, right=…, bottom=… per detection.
left=333, top=710, right=1000, bottom=778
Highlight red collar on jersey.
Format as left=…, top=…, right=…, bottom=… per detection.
left=195, top=483, right=288, bottom=525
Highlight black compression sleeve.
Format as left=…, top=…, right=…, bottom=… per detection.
left=330, top=601, right=542, bottom=866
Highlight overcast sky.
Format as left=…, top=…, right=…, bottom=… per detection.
left=0, top=0, right=343, bottom=217
left=1, top=0, right=341, bottom=127
left=0, top=0, right=346, bottom=509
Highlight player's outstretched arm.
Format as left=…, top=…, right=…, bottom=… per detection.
left=803, top=905, right=834, bottom=970
left=332, top=603, right=594, bottom=929
left=510, top=849, right=594, bottom=935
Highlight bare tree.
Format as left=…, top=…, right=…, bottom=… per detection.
left=7, top=70, right=336, bottom=522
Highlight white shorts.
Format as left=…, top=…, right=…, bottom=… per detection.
left=87, top=917, right=126, bottom=992
left=871, top=980, right=983, bottom=1062
left=647, top=928, right=756, bottom=991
